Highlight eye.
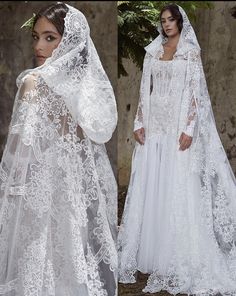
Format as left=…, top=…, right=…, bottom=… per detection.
left=169, top=17, right=175, bottom=21
left=32, top=34, right=38, bottom=41
left=46, top=35, right=56, bottom=42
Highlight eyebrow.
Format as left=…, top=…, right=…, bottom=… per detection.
left=161, top=16, right=174, bottom=20
left=32, top=30, right=59, bottom=35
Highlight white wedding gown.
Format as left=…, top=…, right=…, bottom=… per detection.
left=118, top=58, right=236, bottom=295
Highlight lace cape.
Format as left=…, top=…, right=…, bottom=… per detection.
left=118, top=4, right=236, bottom=293
left=0, top=4, right=117, bottom=296
left=17, top=4, right=117, bottom=144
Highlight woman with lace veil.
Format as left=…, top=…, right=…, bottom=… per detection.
left=0, top=2, right=117, bottom=296
left=118, top=3, right=236, bottom=295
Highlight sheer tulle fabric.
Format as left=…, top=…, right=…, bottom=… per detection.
left=118, top=5, right=236, bottom=295
left=0, top=4, right=117, bottom=296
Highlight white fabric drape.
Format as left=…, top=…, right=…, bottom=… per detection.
left=17, top=4, right=118, bottom=145
left=0, top=4, right=117, bottom=296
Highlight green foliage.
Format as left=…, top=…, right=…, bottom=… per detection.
left=21, top=13, right=36, bottom=30
left=118, top=1, right=214, bottom=77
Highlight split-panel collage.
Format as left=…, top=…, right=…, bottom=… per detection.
left=0, top=1, right=236, bottom=295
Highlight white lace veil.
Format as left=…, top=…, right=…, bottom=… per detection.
left=145, top=5, right=200, bottom=58
left=17, top=3, right=117, bottom=144
left=0, top=4, right=117, bottom=295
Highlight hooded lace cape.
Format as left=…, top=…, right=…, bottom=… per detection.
left=17, top=4, right=118, bottom=145
left=118, top=5, right=236, bottom=294
left=0, top=4, right=117, bottom=296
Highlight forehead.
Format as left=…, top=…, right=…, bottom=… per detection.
left=33, top=16, right=59, bottom=34
left=161, top=10, right=173, bottom=19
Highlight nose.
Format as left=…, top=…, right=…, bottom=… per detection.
left=164, top=21, right=170, bottom=29
left=34, top=38, right=45, bottom=54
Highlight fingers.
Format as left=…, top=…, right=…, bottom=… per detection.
left=179, top=132, right=184, bottom=144
left=135, top=135, right=143, bottom=145
left=140, top=128, right=145, bottom=145
left=137, top=130, right=145, bottom=145
left=181, top=140, right=192, bottom=150
left=134, top=130, right=191, bottom=149
left=179, top=139, right=188, bottom=151
left=179, top=133, right=192, bottom=151
left=134, top=128, right=145, bottom=145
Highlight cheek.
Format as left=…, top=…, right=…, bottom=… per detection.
left=47, top=39, right=62, bottom=56
left=53, top=39, right=62, bottom=50
left=54, top=37, right=62, bottom=50
left=32, top=41, right=38, bottom=52
left=174, top=22, right=178, bottom=30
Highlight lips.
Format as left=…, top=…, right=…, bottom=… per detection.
left=36, top=55, right=46, bottom=59
left=166, top=29, right=172, bottom=33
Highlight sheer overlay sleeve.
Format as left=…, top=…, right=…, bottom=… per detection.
left=133, top=52, right=152, bottom=132
left=7, top=74, right=40, bottom=156
left=184, top=96, right=197, bottom=137
left=0, top=74, right=42, bottom=201
left=183, top=48, right=201, bottom=137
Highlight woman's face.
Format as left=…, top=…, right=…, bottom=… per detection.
left=161, top=10, right=180, bottom=38
left=32, top=16, right=62, bottom=66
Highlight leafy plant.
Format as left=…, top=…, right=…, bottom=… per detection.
left=118, top=1, right=214, bottom=77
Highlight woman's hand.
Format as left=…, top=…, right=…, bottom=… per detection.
left=134, top=127, right=145, bottom=145
left=179, top=132, right=192, bottom=151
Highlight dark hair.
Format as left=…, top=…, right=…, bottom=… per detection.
left=159, top=3, right=183, bottom=38
left=33, top=2, right=69, bottom=36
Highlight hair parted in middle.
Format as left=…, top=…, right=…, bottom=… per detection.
left=159, top=3, right=183, bottom=38
left=33, top=2, right=69, bottom=36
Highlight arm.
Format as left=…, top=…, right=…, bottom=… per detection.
left=133, top=53, right=152, bottom=145
left=0, top=74, right=41, bottom=196
left=133, top=52, right=152, bottom=132
left=179, top=49, right=201, bottom=150
left=183, top=96, right=197, bottom=137
left=183, top=49, right=201, bottom=137
left=133, top=100, right=144, bottom=132
left=8, top=75, right=40, bottom=149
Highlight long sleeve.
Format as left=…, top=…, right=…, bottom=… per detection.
left=9, top=75, right=40, bottom=147
left=184, top=96, right=197, bottom=137
left=134, top=100, right=144, bottom=132
left=183, top=48, right=202, bottom=137
left=0, top=74, right=41, bottom=201
left=133, top=52, right=152, bottom=132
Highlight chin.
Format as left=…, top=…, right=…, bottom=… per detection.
left=36, top=59, right=46, bottom=67
left=166, top=31, right=179, bottom=38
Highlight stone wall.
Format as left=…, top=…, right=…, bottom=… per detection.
left=1, top=1, right=236, bottom=187
left=118, top=1, right=236, bottom=186
left=0, top=1, right=117, bottom=175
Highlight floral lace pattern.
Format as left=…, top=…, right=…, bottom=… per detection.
left=119, top=4, right=236, bottom=296
left=0, top=5, right=117, bottom=295
left=17, top=5, right=117, bottom=145
left=0, top=71, right=117, bottom=295
left=148, top=59, right=187, bottom=137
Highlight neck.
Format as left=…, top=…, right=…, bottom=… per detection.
left=166, top=33, right=180, bottom=47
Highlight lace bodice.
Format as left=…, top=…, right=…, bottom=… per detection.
left=148, top=59, right=187, bottom=137
left=151, top=60, right=174, bottom=96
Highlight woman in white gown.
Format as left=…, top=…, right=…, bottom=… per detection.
left=118, top=3, right=236, bottom=295
left=0, top=3, right=117, bottom=296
